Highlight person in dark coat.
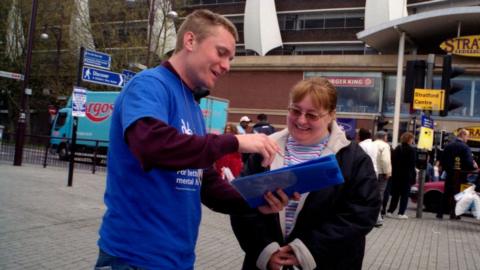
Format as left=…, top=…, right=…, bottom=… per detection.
left=386, top=132, right=416, bottom=219
left=230, top=77, right=380, bottom=270
left=253, top=113, right=276, bottom=135
left=436, top=128, right=478, bottom=219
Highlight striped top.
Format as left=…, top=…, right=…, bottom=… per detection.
left=283, top=135, right=330, bottom=237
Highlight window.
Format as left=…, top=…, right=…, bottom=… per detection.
left=303, top=19, right=324, bottom=29
left=54, top=112, right=68, bottom=130
left=324, top=18, right=345, bottom=28
left=433, top=78, right=472, bottom=117
left=305, top=72, right=382, bottom=114
left=383, top=76, right=410, bottom=115
left=474, top=81, right=480, bottom=117
left=345, top=17, right=363, bottom=28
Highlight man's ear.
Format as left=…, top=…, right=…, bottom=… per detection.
left=183, top=31, right=195, bottom=52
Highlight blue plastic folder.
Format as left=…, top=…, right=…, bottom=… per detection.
left=230, top=154, right=344, bottom=208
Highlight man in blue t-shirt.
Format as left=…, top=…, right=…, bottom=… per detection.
left=95, top=9, right=297, bottom=270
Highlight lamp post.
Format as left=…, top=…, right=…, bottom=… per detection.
left=13, top=0, right=39, bottom=166
left=41, top=26, right=62, bottom=75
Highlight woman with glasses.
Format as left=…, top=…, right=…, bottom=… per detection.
left=230, top=77, right=380, bottom=270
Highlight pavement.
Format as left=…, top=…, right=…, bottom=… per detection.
left=1, top=162, right=480, bottom=270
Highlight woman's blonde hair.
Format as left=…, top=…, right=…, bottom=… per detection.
left=289, top=77, right=337, bottom=112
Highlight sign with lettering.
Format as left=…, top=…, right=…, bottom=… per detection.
left=417, top=115, right=434, bottom=151
left=72, top=87, right=87, bottom=117
left=326, top=77, right=374, bottom=88
left=440, top=35, right=480, bottom=57
left=82, top=66, right=124, bottom=88
left=413, top=88, right=445, bottom=111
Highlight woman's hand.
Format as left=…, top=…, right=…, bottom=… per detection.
left=268, top=245, right=299, bottom=270
left=258, top=189, right=301, bottom=214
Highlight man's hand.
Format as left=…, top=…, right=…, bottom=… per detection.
left=258, top=189, right=301, bottom=214
left=235, top=134, right=280, bottom=167
left=268, top=245, right=299, bottom=270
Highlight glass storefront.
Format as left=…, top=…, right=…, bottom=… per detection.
left=383, top=75, right=480, bottom=120
left=305, top=72, right=480, bottom=120
left=304, top=72, right=382, bottom=114
left=474, top=80, right=480, bottom=117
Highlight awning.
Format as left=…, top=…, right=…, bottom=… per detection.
left=357, top=6, right=480, bottom=54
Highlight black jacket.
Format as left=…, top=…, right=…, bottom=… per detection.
left=391, top=143, right=417, bottom=187
left=230, top=142, right=380, bottom=270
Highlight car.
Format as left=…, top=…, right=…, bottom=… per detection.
left=410, top=181, right=445, bottom=213
left=410, top=175, right=478, bottom=213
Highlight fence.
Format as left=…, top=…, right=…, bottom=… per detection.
left=0, top=132, right=107, bottom=173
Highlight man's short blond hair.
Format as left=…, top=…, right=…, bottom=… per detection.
left=458, top=128, right=469, bottom=137
left=175, top=9, right=238, bottom=53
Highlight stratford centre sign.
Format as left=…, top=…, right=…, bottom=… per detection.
left=440, top=35, right=480, bottom=57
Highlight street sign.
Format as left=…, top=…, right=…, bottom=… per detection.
left=417, top=114, right=434, bottom=151
left=413, top=88, right=445, bottom=111
left=82, top=66, right=124, bottom=88
left=72, top=87, right=87, bottom=117
left=0, top=70, right=24, bottom=81
left=122, top=69, right=136, bottom=84
left=83, top=49, right=111, bottom=70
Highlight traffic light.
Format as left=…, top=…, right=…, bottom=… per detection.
left=439, top=130, right=449, bottom=149
left=439, top=55, right=465, bottom=117
left=404, top=60, right=426, bottom=103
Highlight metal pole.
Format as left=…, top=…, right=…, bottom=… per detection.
left=146, top=0, right=156, bottom=67
left=415, top=55, right=435, bottom=218
left=13, top=0, right=39, bottom=166
left=392, top=31, right=406, bottom=149
left=67, top=47, right=85, bottom=187
left=416, top=165, right=426, bottom=218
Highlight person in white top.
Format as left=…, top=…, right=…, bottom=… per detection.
left=373, top=131, right=392, bottom=226
left=358, top=128, right=379, bottom=174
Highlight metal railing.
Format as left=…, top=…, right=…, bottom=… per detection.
left=0, top=132, right=107, bottom=173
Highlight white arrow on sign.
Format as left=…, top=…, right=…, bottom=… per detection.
left=81, top=66, right=124, bottom=88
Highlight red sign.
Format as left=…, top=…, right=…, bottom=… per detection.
left=86, top=102, right=114, bottom=122
left=327, top=77, right=374, bottom=88
left=48, top=105, right=58, bottom=116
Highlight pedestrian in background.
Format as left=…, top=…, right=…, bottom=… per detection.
left=230, top=77, right=380, bottom=270
left=253, top=113, right=276, bottom=135
left=386, top=132, right=416, bottom=220
left=358, top=128, right=379, bottom=175
left=95, top=10, right=292, bottom=270
left=436, top=128, right=478, bottom=219
left=373, top=130, right=392, bottom=226
left=215, top=124, right=243, bottom=178
left=237, top=115, right=252, bottom=134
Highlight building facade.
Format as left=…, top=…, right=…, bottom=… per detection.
left=178, top=0, right=480, bottom=149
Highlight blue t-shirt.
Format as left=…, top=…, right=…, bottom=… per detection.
left=98, top=66, right=206, bottom=269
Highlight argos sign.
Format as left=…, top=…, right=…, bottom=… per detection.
left=86, top=102, right=114, bottom=122
left=440, top=35, right=480, bottom=57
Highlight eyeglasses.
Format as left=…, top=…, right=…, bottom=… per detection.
left=287, top=106, right=330, bottom=121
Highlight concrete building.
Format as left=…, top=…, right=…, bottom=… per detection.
left=179, top=0, right=480, bottom=149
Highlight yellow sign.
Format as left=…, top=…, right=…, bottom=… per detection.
left=417, top=126, right=434, bottom=150
left=454, top=126, right=480, bottom=142
left=440, top=35, right=480, bottom=57
left=413, top=88, right=445, bottom=111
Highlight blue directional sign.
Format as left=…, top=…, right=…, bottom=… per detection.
left=82, top=66, right=124, bottom=88
left=122, top=69, right=137, bottom=84
left=83, top=49, right=111, bottom=70
left=421, top=114, right=434, bottom=129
